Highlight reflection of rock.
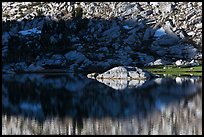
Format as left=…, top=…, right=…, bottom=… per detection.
left=97, top=79, right=127, bottom=90
left=87, top=73, right=99, bottom=79
left=88, top=66, right=157, bottom=80
left=2, top=74, right=202, bottom=120
left=96, top=78, right=146, bottom=90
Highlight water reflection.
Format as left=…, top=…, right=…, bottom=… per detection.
left=2, top=74, right=202, bottom=135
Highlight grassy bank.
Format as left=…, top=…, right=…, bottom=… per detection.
left=3, top=65, right=202, bottom=77
left=144, top=65, right=202, bottom=77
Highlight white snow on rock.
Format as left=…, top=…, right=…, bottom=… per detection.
left=154, top=27, right=167, bottom=39
left=18, top=28, right=41, bottom=35
left=123, top=25, right=133, bottom=30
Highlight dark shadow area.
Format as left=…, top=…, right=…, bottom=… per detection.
left=2, top=10, right=201, bottom=74
left=2, top=73, right=202, bottom=122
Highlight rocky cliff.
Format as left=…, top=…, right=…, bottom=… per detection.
left=2, top=2, right=202, bottom=73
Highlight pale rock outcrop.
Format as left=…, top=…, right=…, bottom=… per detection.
left=88, top=66, right=157, bottom=80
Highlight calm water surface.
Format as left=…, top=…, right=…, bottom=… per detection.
left=2, top=73, right=202, bottom=135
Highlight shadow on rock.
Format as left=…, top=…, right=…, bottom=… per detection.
left=2, top=9, right=202, bottom=74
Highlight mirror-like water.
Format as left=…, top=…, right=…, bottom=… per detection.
left=2, top=74, right=202, bottom=135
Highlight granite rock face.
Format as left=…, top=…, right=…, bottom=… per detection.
left=88, top=66, right=157, bottom=80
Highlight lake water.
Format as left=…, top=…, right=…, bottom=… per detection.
left=2, top=74, right=202, bottom=135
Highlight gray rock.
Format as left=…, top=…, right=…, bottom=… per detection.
left=136, top=52, right=154, bottom=65
left=184, top=45, right=198, bottom=59
left=168, top=44, right=199, bottom=59
left=64, top=51, right=92, bottom=71
left=153, top=59, right=165, bottom=66
left=69, top=36, right=80, bottom=43
left=88, top=68, right=156, bottom=90
left=49, top=35, right=58, bottom=44
left=124, top=35, right=136, bottom=45
left=156, top=34, right=179, bottom=46
left=194, top=52, right=202, bottom=60
left=27, top=64, right=44, bottom=71
left=2, top=32, right=10, bottom=45
left=159, top=2, right=173, bottom=13
left=187, top=59, right=199, bottom=67
left=98, top=47, right=109, bottom=52
left=95, top=59, right=116, bottom=69
left=112, top=43, right=120, bottom=50
left=14, top=62, right=28, bottom=72
left=195, top=23, right=202, bottom=29
left=154, top=27, right=167, bottom=39
left=143, top=28, right=155, bottom=41
left=145, top=10, right=153, bottom=16
left=102, top=26, right=120, bottom=39
left=94, top=66, right=156, bottom=80
left=38, top=59, right=53, bottom=66
left=2, top=46, right=8, bottom=59
left=147, top=59, right=170, bottom=66
left=150, top=2, right=159, bottom=6
left=175, top=59, right=185, bottom=66
left=64, top=51, right=87, bottom=64
left=2, top=64, right=15, bottom=74
left=87, top=72, right=100, bottom=79
left=164, top=20, right=175, bottom=33
left=168, top=44, right=184, bottom=58
left=37, top=19, right=45, bottom=29
left=51, top=54, right=66, bottom=66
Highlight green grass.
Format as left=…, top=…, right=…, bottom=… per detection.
left=143, top=65, right=202, bottom=77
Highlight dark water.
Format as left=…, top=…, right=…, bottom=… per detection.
left=2, top=74, right=202, bottom=135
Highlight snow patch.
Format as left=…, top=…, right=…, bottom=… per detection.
left=18, top=28, right=41, bottom=35
left=154, top=27, right=167, bottom=39
left=123, top=25, right=133, bottom=30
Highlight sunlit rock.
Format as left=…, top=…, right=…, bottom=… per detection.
left=95, top=66, right=156, bottom=80
left=175, top=59, right=185, bottom=66
left=146, top=59, right=171, bottom=66
left=87, top=73, right=99, bottom=79
left=87, top=66, right=157, bottom=90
